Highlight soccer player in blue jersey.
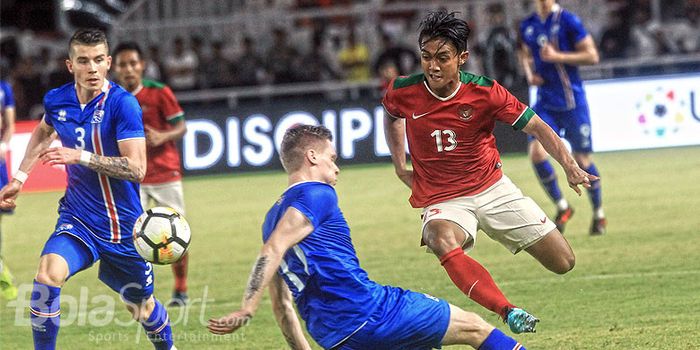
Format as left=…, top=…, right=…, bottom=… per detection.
left=208, top=125, right=526, bottom=350
left=0, top=29, right=176, bottom=350
left=0, top=76, right=18, bottom=299
left=519, top=0, right=607, bottom=235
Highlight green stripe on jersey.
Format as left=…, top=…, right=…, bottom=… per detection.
left=459, top=71, right=494, bottom=87
left=512, top=107, right=535, bottom=130
left=142, top=79, right=166, bottom=89
left=168, top=114, right=185, bottom=124
left=393, top=73, right=425, bottom=89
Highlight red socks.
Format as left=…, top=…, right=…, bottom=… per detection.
left=440, top=247, right=515, bottom=319
left=172, top=253, right=188, bottom=293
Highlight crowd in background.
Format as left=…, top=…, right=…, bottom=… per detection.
left=1, top=0, right=698, bottom=120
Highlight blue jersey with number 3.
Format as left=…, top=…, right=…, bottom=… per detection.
left=262, top=182, right=385, bottom=349
left=43, top=81, right=144, bottom=243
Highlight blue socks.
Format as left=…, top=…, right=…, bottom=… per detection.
left=584, top=163, right=602, bottom=210
left=479, top=328, right=525, bottom=350
left=30, top=280, right=61, bottom=350
left=533, top=160, right=562, bottom=202
left=141, top=299, right=174, bottom=350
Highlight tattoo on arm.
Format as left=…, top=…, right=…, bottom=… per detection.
left=88, top=153, right=143, bottom=182
left=245, top=255, right=269, bottom=301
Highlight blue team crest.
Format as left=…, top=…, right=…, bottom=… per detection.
left=91, top=109, right=104, bottom=123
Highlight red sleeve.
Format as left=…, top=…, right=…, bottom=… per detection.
left=160, top=86, right=185, bottom=124
left=489, top=80, right=534, bottom=130
left=381, top=78, right=404, bottom=119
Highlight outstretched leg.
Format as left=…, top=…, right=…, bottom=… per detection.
left=441, top=304, right=527, bottom=349
left=426, top=219, right=516, bottom=319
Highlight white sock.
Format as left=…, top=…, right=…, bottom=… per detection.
left=556, top=198, right=569, bottom=211
left=594, top=208, right=605, bottom=219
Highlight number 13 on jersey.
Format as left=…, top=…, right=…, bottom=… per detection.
left=431, top=129, right=457, bottom=152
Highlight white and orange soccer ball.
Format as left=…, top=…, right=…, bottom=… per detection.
left=133, top=207, right=191, bottom=265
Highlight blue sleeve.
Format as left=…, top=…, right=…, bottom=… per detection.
left=291, top=184, right=337, bottom=228
left=42, top=90, right=55, bottom=127
left=1, top=82, right=15, bottom=108
left=114, top=93, right=144, bottom=141
left=564, top=10, right=588, bottom=44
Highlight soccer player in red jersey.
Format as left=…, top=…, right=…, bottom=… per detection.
left=383, top=10, right=596, bottom=333
left=113, top=42, right=190, bottom=306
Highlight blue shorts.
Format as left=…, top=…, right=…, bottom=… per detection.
left=530, top=102, right=593, bottom=153
left=0, top=159, right=13, bottom=214
left=41, top=214, right=154, bottom=304
left=335, top=287, right=450, bottom=350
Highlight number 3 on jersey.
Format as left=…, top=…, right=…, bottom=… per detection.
left=75, top=127, right=86, bottom=150
left=431, top=129, right=457, bottom=152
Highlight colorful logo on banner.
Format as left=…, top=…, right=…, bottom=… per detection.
left=636, top=87, right=686, bottom=138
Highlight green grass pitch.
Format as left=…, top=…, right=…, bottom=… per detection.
left=1, top=146, right=699, bottom=349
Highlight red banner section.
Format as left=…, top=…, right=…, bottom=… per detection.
left=8, top=121, right=67, bottom=192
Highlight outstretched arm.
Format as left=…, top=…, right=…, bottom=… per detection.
left=269, top=274, right=311, bottom=350
left=383, top=112, right=412, bottom=189
left=208, top=207, right=314, bottom=335
left=39, top=138, right=147, bottom=182
left=0, top=118, right=55, bottom=209
left=522, top=115, right=596, bottom=195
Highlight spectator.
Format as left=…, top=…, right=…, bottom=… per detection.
left=481, top=3, right=520, bottom=89
left=665, top=2, right=700, bottom=54
left=296, top=34, right=343, bottom=82
left=233, top=36, right=266, bottom=86
left=599, top=8, right=632, bottom=59
left=164, top=37, right=199, bottom=91
left=47, top=54, right=73, bottom=91
left=372, top=31, right=419, bottom=77
left=338, top=27, right=371, bottom=81
left=266, top=28, right=300, bottom=84
left=203, top=41, right=235, bottom=89
left=630, top=9, right=676, bottom=57
left=144, top=44, right=165, bottom=81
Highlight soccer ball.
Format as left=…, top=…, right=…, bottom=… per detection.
left=133, top=207, right=191, bottom=265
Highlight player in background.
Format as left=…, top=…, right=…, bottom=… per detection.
left=208, top=124, right=527, bottom=350
left=0, top=76, right=17, bottom=299
left=113, top=42, right=189, bottom=306
left=383, top=10, right=596, bottom=333
left=519, top=0, right=606, bottom=235
left=0, top=29, right=176, bottom=350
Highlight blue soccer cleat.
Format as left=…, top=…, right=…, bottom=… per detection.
left=506, top=308, right=539, bottom=334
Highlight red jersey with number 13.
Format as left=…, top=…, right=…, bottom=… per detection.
left=382, top=71, right=535, bottom=208
left=134, top=79, right=185, bottom=184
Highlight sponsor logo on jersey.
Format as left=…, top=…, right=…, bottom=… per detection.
left=412, top=111, right=430, bottom=119
left=58, top=110, right=67, bottom=121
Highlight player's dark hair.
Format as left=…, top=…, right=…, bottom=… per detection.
left=280, top=125, right=333, bottom=172
left=69, top=28, right=109, bottom=56
left=112, top=41, right=144, bottom=60
left=418, top=10, right=470, bottom=53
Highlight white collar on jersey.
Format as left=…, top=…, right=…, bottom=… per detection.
left=423, top=79, right=462, bottom=102
left=131, top=83, right=144, bottom=96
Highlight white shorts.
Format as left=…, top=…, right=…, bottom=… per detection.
left=140, top=180, right=186, bottom=216
left=420, top=175, right=556, bottom=254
